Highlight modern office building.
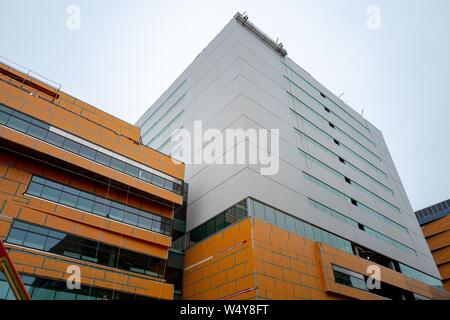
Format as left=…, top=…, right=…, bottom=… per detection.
left=0, top=59, right=185, bottom=300
left=136, top=13, right=450, bottom=300
left=415, top=200, right=450, bottom=292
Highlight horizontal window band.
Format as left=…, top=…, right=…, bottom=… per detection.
left=6, top=219, right=166, bottom=278
left=282, top=61, right=371, bottom=133
left=0, top=103, right=183, bottom=195
left=298, top=148, right=400, bottom=214
left=295, top=128, right=393, bottom=195
left=25, top=175, right=172, bottom=236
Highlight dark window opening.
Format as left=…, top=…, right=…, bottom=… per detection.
left=339, top=157, right=346, bottom=164
left=353, top=245, right=393, bottom=269
left=351, top=198, right=358, bottom=206
left=345, top=177, right=351, bottom=184
left=329, top=122, right=335, bottom=129
left=334, top=139, right=340, bottom=145
left=6, top=220, right=166, bottom=278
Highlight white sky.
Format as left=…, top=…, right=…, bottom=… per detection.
left=1, top=0, right=449, bottom=210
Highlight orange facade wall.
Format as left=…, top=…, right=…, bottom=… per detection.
left=183, top=217, right=450, bottom=300
left=422, top=215, right=450, bottom=292
left=6, top=245, right=173, bottom=300
left=0, top=151, right=174, bottom=299
left=0, top=63, right=184, bottom=206
left=0, top=63, right=185, bottom=299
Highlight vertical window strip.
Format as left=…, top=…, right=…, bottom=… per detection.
left=303, top=172, right=407, bottom=233
left=139, top=79, right=187, bottom=130
left=141, top=94, right=186, bottom=138
left=282, top=61, right=371, bottom=134
left=250, top=198, right=353, bottom=254
left=291, top=108, right=384, bottom=177
left=148, top=109, right=185, bottom=147
left=299, top=147, right=399, bottom=214
left=288, top=91, right=376, bottom=148
left=295, top=128, right=392, bottom=194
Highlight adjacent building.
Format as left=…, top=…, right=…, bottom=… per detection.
left=136, top=13, right=450, bottom=300
left=0, top=59, right=185, bottom=300
left=415, top=199, right=450, bottom=292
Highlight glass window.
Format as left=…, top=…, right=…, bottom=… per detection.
left=27, top=124, right=48, bottom=140
left=12, top=221, right=30, bottom=231
left=7, top=116, right=29, bottom=133
left=41, top=186, right=61, bottom=202
left=264, top=206, right=276, bottom=225
left=125, top=164, right=139, bottom=177
left=162, top=222, right=171, bottom=235
left=0, top=111, right=9, bottom=125
left=215, top=213, right=225, bottom=230
left=92, top=202, right=109, bottom=217
left=76, top=198, right=94, bottom=212
left=253, top=201, right=265, bottom=220
left=206, top=219, right=215, bottom=236
left=62, top=185, right=80, bottom=196
left=76, top=294, right=96, bottom=300
left=95, top=153, right=112, bottom=166
left=152, top=175, right=165, bottom=188
left=329, top=233, right=338, bottom=248
left=108, top=208, right=123, bottom=221
left=31, top=118, right=49, bottom=129
left=79, top=146, right=96, bottom=160
left=123, top=213, right=138, bottom=226
left=63, top=139, right=81, bottom=154
left=321, top=230, right=331, bottom=245
left=44, top=237, right=61, bottom=251
left=312, top=227, right=322, bottom=242
left=139, top=170, right=153, bottom=182
left=6, top=228, right=26, bottom=245
left=79, top=191, right=96, bottom=201
left=49, top=230, right=65, bottom=239
left=59, top=192, right=78, bottom=207
left=275, top=210, right=286, bottom=229
left=0, top=281, right=10, bottom=300
left=295, top=220, right=306, bottom=237
left=224, top=213, right=236, bottom=226
left=27, top=182, right=44, bottom=197
left=164, top=180, right=174, bottom=191
left=24, top=232, right=46, bottom=250
left=111, top=158, right=126, bottom=172
left=12, top=111, right=32, bottom=122
left=285, top=215, right=296, bottom=232
left=45, top=180, right=61, bottom=189
left=138, top=216, right=152, bottom=230
left=29, top=225, right=49, bottom=236
left=32, top=288, right=56, bottom=300
left=0, top=104, right=12, bottom=114
left=45, top=132, right=65, bottom=147
left=55, top=291, right=77, bottom=300
left=304, top=223, right=314, bottom=240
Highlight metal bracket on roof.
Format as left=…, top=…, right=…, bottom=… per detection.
left=234, top=12, right=288, bottom=57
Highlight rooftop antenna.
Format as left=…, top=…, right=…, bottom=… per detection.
left=338, top=92, right=344, bottom=99
left=361, top=108, right=364, bottom=117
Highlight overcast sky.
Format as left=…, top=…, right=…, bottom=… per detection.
left=1, top=0, right=449, bottom=210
